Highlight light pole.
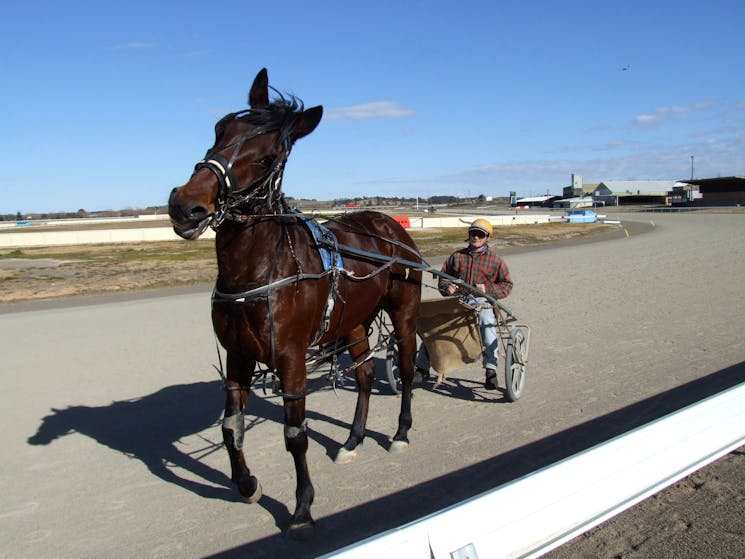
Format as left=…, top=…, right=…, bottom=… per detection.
left=689, top=155, right=695, bottom=204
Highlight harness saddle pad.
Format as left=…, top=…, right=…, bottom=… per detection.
left=416, top=297, right=483, bottom=377
left=296, top=213, right=344, bottom=271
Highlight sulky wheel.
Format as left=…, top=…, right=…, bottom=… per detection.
left=385, top=338, right=402, bottom=395
left=504, top=326, right=527, bottom=401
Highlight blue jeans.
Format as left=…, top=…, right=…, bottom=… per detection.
left=416, top=296, right=499, bottom=372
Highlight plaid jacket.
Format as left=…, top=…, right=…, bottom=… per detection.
left=438, top=245, right=513, bottom=299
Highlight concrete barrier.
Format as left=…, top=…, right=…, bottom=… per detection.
left=0, top=227, right=215, bottom=248
left=411, top=215, right=552, bottom=229
left=319, top=382, right=745, bottom=559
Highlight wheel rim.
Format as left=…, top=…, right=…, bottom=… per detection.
left=507, top=329, right=527, bottom=398
left=385, top=341, right=401, bottom=394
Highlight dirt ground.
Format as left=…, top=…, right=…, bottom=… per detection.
left=1, top=214, right=742, bottom=558
left=545, top=448, right=745, bottom=558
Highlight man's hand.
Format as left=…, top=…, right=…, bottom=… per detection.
left=475, top=283, right=486, bottom=293
left=446, top=283, right=458, bottom=295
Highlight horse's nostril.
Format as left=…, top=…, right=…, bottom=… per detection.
left=189, top=205, right=208, bottom=220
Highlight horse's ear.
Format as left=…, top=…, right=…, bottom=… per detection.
left=248, top=68, right=269, bottom=109
left=293, top=106, right=323, bottom=140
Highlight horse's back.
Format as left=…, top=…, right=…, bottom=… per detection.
left=327, top=210, right=421, bottom=321
left=329, top=210, right=420, bottom=261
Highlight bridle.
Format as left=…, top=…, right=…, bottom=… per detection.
left=193, top=116, right=295, bottom=230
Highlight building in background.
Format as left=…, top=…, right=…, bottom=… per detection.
left=675, top=177, right=745, bottom=206
left=511, top=174, right=745, bottom=209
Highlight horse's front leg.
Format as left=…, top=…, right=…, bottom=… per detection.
left=335, top=325, right=374, bottom=464
left=222, top=354, right=262, bottom=502
left=279, top=356, right=315, bottom=540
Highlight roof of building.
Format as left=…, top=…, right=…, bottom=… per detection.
left=598, top=180, right=678, bottom=195
left=677, top=176, right=745, bottom=189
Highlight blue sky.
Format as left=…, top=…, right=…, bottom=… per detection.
left=2, top=0, right=744, bottom=214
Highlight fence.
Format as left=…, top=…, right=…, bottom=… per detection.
left=318, top=382, right=745, bottom=559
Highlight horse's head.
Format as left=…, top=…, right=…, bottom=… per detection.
left=168, top=68, right=323, bottom=239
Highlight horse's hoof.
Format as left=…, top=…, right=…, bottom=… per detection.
left=334, top=446, right=359, bottom=464
left=286, top=520, right=315, bottom=540
left=389, top=440, right=409, bottom=454
left=242, top=482, right=262, bottom=503
left=240, top=477, right=262, bottom=503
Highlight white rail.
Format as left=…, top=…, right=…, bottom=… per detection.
left=319, top=382, right=745, bottom=559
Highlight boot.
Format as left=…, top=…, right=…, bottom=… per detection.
left=484, top=369, right=497, bottom=390
left=414, top=367, right=431, bottom=383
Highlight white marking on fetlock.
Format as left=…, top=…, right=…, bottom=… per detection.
left=389, top=440, right=409, bottom=454
left=334, top=446, right=359, bottom=464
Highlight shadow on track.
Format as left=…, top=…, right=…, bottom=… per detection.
left=204, top=360, right=745, bottom=559
left=28, top=381, right=238, bottom=500
left=25, top=357, right=397, bottom=532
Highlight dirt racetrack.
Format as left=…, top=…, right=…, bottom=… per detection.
left=1, top=212, right=743, bottom=558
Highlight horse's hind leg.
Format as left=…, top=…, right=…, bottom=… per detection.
left=222, top=354, right=262, bottom=502
left=335, top=325, right=374, bottom=464
left=388, top=307, right=418, bottom=453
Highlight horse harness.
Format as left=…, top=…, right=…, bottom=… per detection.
left=212, top=212, right=344, bottom=346
left=210, top=212, right=423, bottom=400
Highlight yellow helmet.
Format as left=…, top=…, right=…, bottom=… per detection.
left=469, top=218, right=493, bottom=237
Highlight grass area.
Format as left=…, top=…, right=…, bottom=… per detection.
left=410, top=222, right=608, bottom=254
left=0, top=240, right=216, bottom=262
left=0, top=240, right=219, bottom=302
left=0, top=222, right=608, bottom=262
left=0, top=222, right=609, bottom=303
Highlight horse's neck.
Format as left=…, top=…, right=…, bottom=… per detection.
left=215, top=220, right=283, bottom=288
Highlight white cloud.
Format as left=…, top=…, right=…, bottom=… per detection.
left=362, top=131, right=745, bottom=198
left=325, top=101, right=415, bottom=122
left=632, top=101, right=713, bottom=128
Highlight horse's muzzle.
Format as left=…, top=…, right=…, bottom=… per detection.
left=168, top=187, right=212, bottom=240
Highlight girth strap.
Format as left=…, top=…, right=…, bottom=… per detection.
left=212, top=271, right=335, bottom=303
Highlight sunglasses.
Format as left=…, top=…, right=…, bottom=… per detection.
left=469, top=230, right=487, bottom=239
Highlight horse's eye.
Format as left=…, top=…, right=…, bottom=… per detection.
left=259, top=156, right=276, bottom=168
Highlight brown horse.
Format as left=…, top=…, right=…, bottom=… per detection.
left=168, top=69, right=421, bottom=539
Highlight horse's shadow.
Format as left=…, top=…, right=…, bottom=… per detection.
left=26, top=366, right=395, bottom=529
left=28, top=381, right=244, bottom=501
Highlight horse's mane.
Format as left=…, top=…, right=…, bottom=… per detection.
left=213, top=90, right=305, bottom=146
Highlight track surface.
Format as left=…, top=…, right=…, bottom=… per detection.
left=2, top=213, right=744, bottom=558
